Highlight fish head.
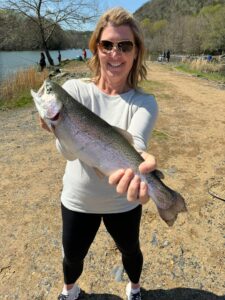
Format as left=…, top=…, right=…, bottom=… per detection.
left=31, top=79, right=63, bottom=122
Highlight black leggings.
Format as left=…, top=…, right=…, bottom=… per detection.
left=61, top=204, right=143, bottom=285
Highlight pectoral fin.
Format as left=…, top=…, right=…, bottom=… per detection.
left=93, top=167, right=105, bottom=179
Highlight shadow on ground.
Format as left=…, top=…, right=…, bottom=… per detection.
left=142, top=287, right=225, bottom=300
left=79, top=291, right=122, bottom=299
left=79, top=288, right=225, bottom=299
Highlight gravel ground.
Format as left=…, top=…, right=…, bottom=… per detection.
left=0, top=62, right=225, bottom=300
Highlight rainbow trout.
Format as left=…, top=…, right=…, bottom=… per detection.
left=31, top=80, right=187, bottom=226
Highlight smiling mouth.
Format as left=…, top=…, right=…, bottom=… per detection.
left=108, top=62, right=123, bottom=68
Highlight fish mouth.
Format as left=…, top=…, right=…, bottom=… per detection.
left=48, top=112, right=60, bottom=121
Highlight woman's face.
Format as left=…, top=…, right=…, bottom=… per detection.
left=97, top=24, right=137, bottom=87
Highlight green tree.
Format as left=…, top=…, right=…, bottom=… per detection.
left=182, top=16, right=203, bottom=54
left=199, top=4, right=225, bottom=51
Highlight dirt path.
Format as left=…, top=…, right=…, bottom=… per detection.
left=0, top=62, right=225, bottom=300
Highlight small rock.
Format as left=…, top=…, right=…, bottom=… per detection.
left=151, top=232, right=158, bottom=246
left=162, top=240, right=170, bottom=247
left=167, top=166, right=177, bottom=176
left=112, top=265, right=124, bottom=282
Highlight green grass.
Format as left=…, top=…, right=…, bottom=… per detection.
left=0, top=67, right=48, bottom=110
left=0, top=60, right=92, bottom=110
left=140, top=79, right=165, bottom=93
left=175, top=64, right=225, bottom=83
left=152, top=129, right=169, bottom=140
left=0, top=90, right=33, bottom=110
left=10, top=92, right=32, bottom=109
left=140, top=79, right=173, bottom=102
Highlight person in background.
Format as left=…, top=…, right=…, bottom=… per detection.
left=40, top=7, right=158, bottom=300
left=207, top=54, right=213, bottom=62
left=166, top=49, right=171, bottom=62
left=82, top=48, right=87, bottom=60
left=58, top=50, right=62, bottom=64
left=39, top=52, right=46, bottom=71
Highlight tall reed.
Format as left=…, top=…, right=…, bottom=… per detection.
left=181, top=58, right=225, bottom=73
left=190, top=59, right=225, bottom=73
left=0, top=67, right=48, bottom=107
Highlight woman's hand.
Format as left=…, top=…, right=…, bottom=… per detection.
left=108, top=152, right=156, bottom=204
left=39, top=117, right=51, bottom=132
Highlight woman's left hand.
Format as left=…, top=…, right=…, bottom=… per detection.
left=108, top=152, right=156, bottom=204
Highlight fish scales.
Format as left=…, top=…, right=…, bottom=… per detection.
left=31, top=80, right=187, bottom=226
left=61, top=99, right=142, bottom=172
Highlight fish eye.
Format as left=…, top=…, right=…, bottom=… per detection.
left=46, top=85, right=52, bottom=94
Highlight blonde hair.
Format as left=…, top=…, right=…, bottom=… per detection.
left=88, top=7, right=147, bottom=89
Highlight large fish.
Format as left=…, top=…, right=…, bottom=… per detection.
left=31, top=80, right=187, bottom=226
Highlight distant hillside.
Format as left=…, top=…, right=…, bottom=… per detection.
left=0, top=10, right=91, bottom=51
left=134, top=0, right=225, bottom=54
left=135, top=0, right=225, bottom=21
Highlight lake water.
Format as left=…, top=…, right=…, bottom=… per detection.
left=0, top=50, right=183, bottom=82
left=0, top=49, right=92, bottom=81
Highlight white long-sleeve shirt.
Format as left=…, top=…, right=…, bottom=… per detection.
left=57, top=79, right=158, bottom=213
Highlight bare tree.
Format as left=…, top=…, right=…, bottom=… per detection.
left=0, top=0, right=100, bottom=65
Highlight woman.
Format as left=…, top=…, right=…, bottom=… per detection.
left=41, top=7, right=158, bottom=300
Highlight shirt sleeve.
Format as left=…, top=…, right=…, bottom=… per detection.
left=128, top=94, right=158, bottom=152
left=62, top=79, right=79, bottom=99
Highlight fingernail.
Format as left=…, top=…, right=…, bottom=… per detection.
left=125, top=169, right=133, bottom=176
left=134, top=175, right=140, bottom=182
left=140, top=182, right=146, bottom=189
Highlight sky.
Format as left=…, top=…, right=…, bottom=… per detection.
left=84, top=0, right=148, bottom=30
left=103, top=0, right=148, bottom=13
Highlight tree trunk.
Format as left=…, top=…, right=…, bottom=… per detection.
left=42, top=38, right=54, bottom=65
left=44, top=47, right=54, bottom=66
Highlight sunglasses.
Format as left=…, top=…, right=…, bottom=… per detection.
left=98, top=40, right=135, bottom=54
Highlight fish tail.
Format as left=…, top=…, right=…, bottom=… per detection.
left=156, top=190, right=187, bottom=226
left=146, top=172, right=187, bottom=226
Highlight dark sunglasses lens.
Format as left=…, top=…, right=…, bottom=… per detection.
left=100, top=41, right=114, bottom=51
left=99, top=40, right=134, bottom=53
left=118, top=41, right=134, bottom=52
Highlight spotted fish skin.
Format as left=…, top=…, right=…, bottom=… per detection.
left=31, top=80, right=187, bottom=226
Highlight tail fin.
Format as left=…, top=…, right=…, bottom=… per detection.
left=156, top=191, right=187, bottom=226
left=146, top=171, right=187, bottom=226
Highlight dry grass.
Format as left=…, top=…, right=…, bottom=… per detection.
left=181, top=58, right=225, bottom=73
left=191, top=59, right=225, bottom=72
left=0, top=61, right=92, bottom=109
left=0, top=67, right=49, bottom=107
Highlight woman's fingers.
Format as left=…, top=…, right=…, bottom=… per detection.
left=139, top=152, right=156, bottom=174
left=116, top=169, right=134, bottom=194
left=127, top=179, right=149, bottom=204
left=108, top=169, right=135, bottom=195
left=127, top=175, right=141, bottom=201
left=138, top=182, right=149, bottom=204
left=108, top=169, right=125, bottom=186
left=109, top=170, right=149, bottom=204
left=109, top=152, right=156, bottom=204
